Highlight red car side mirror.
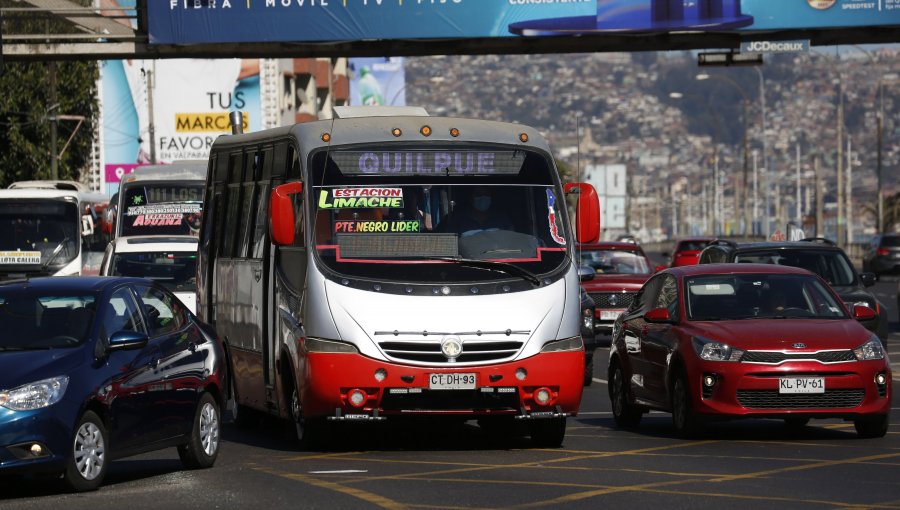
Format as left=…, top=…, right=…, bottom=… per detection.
left=853, top=305, right=877, bottom=321
left=644, top=307, right=672, bottom=323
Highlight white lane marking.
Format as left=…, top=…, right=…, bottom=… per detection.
left=592, top=378, right=608, bottom=385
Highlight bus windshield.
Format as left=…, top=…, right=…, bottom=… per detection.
left=0, top=200, right=79, bottom=268
left=310, top=147, right=569, bottom=284
left=120, top=182, right=204, bottom=237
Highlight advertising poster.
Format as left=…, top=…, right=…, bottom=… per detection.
left=101, top=58, right=261, bottom=195
left=100, top=1, right=261, bottom=195
left=349, top=57, right=406, bottom=107
left=148, top=1, right=900, bottom=45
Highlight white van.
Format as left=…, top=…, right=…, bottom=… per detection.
left=100, top=235, right=199, bottom=314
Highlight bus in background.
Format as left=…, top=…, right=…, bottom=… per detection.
left=100, top=161, right=207, bottom=313
left=99, top=236, right=200, bottom=313
left=111, top=160, right=207, bottom=238
left=198, top=106, right=600, bottom=448
left=0, top=180, right=109, bottom=281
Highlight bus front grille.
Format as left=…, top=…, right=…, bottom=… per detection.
left=377, top=340, right=524, bottom=364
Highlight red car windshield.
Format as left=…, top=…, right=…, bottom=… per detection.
left=579, top=249, right=650, bottom=275
left=686, top=274, right=846, bottom=321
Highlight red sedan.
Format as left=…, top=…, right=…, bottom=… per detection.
left=608, top=263, right=891, bottom=437
left=578, top=242, right=662, bottom=338
left=669, top=237, right=715, bottom=267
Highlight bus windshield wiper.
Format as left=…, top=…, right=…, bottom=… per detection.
left=41, top=236, right=70, bottom=271
left=426, top=256, right=542, bottom=286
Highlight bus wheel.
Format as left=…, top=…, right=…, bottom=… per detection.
left=528, top=418, right=566, bottom=448
left=290, top=386, right=324, bottom=449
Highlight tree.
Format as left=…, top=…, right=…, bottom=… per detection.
left=0, top=0, right=99, bottom=188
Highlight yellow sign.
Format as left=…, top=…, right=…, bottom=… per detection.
left=175, top=112, right=248, bottom=133
left=0, top=251, right=41, bottom=265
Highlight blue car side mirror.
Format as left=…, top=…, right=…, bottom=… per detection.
left=108, top=331, right=149, bottom=352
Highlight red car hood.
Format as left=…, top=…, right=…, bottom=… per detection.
left=581, top=274, right=650, bottom=292
left=684, top=319, right=874, bottom=351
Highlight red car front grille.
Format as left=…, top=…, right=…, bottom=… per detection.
left=736, top=389, right=865, bottom=409
left=740, top=350, right=856, bottom=364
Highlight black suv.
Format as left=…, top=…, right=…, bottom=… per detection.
left=862, top=233, right=900, bottom=276
left=698, top=238, right=888, bottom=345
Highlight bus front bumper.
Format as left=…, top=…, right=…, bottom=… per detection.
left=300, top=350, right=584, bottom=421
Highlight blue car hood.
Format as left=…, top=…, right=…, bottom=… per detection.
left=0, top=348, right=87, bottom=391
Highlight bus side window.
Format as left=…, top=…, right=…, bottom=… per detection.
left=251, top=183, right=270, bottom=259
left=237, top=181, right=255, bottom=258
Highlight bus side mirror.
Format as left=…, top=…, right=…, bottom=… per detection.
left=270, top=182, right=304, bottom=246
left=564, top=182, right=600, bottom=244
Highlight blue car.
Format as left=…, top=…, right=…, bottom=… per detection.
left=0, top=277, right=226, bottom=491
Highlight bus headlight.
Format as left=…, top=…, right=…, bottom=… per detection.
left=304, top=337, right=359, bottom=354
left=541, top=337, right=583, bottom=353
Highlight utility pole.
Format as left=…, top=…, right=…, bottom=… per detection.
left=836, top=77, right=844, bottom=246
left=147, top=65, right=157, bottom=164
left=877, top=93, right=884, bottom=232
left=847, top=137, right=853, bottom=243
left=49, top=61, right=58, bottom=180
left=796, top=143, right=802, bottom=225
left=752, top=150, right=758, bottom=236
left=815, top=155, right=824, bottom=237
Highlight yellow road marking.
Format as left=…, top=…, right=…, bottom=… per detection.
left=252, top=464, right=408, bottom=510
left=707, top=451, right=900, bottom=483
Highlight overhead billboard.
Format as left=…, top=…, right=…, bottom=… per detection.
left=148, top=1, right=900, bottom=44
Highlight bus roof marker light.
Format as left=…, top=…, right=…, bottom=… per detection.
left=391, top=128, right=402, bottom=137
left=420, top=125, right=432, bottom=137
left=450, top=128, right=460, bottom=137
left=321, top=133, right=331, bottom=143
left=519, top=133, right=529, bottom=143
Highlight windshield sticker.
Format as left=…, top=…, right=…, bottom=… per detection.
left=0, top=251, right=41, bottom=264
left=334, top=220, right=421, bottom=233
left=125, top=203, right=202, bottom=216
left=132, top=214, right=185, bottom=227
left=546, top=189, right=566, bottom=245
left=318, top=189, right=404, bottom=209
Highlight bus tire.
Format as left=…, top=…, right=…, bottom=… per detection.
left=289, top=385, right=325, bottom=450
left=528, top=418, right=566, bottom=448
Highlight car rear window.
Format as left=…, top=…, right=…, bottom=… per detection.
left=879, top=236, right=900, bottom=247
left=733, top=249, right=856, bottom=286
left=677, top=241, right=710, bottom=252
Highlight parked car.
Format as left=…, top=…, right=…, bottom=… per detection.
left=100, top=235, right=199, bottom=314
left=668, top=237, right=715, bottom=267
left=578, top=242, right=664, bottom=339
left=0, top=277, right=226, bottom=491
left=862, top=233, right=900, bottom=277
left=608, top=264, right=891, bottom=437
left=697, top=238, right=888, bottom=346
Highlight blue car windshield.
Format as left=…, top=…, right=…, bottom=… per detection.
left=0, top=291, right=97, bottom=350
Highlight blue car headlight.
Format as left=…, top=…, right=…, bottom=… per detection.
left=853, top=336, right=885, bottom=361
left=692, top=337, right=743, bottom=362
left=0, top=376, right=69, bottom=411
